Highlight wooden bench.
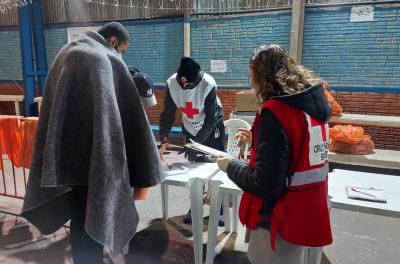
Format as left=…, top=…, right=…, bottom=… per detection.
left=0, top=95, right=24, bottom=116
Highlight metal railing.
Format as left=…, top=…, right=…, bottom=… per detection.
left=0, top=154, right=28, bottom=200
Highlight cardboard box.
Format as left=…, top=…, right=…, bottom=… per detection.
left=236, top=90, right=259, bottom=111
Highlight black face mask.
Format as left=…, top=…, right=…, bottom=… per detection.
left=178, top=77, right=195, bottom=90
left=183, top=83, right=195, bottom=90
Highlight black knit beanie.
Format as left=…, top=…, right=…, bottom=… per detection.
left=177, top=57, right=202, bottom=84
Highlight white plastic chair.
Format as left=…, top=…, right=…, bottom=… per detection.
left=221, top=119, right=252, bottom=232
left=224, top=119, right=252, bottom=160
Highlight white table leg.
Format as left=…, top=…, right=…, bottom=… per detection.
left=232, top=193, right=240, bottom=233
left=223, top=194, right=231, bottom=232
left=205, top=180, right=223, bottom=264
left=161, top=183, right=169, bottom=221
left=189, top=177, right=205, bottom=264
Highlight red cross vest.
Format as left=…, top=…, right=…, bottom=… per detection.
left=238, top=99, right=332, bottom=250
left=167, top=73, right=222, bottom=136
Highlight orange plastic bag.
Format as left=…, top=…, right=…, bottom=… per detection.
left=0, top=116, right=23, bottom=170
left=322, top=81, right=342, bottom=116
left=329, top=125, right=374, bottom=155
left=15, top=117, right=38, bottom=169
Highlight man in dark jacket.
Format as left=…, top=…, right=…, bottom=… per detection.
left=21, top=22, right=164, bottom=264
left=158, top=57, right=225, bottom=224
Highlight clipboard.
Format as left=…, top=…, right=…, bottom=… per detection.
left=185, top=138, right=230, bottom=158
left=345, top=186, right=387, bottom=203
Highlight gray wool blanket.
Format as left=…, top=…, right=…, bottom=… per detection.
left=21, top=31, right=164, bottom=253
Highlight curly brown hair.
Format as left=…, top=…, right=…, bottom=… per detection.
left=250, top=44, right=320, bottom=102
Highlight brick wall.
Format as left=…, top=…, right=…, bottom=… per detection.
left=0, top=84, right=398, bottom=150
left=190, top=11, right=292, bottom=85
left=45, top=28, right=68, bottom=69
left=331, top=91, right=400, bottom=116
left=0, top=30, right=22, bottom=80
left=303, top=5, right=400, bottom=87
left=145, top=89, right=400, bottom=150
left=330, top=91, right=400, bottom=150
left=1, top=4, right=399, bottom=87
left=124, top=20, right=183, bottom=83
left=0, top=83, right=23, bottom=114
left=1, top=4, right=399, bottom=149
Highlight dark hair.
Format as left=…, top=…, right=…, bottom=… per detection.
left=250, top=44, right=320, bottom=102
left=98, top=21, right=130, bottom=43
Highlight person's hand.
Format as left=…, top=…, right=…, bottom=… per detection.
left=184, top=147, right=200, bottom=162
left=133, top=187, right=149, bottom=201
left=159, top=142, right=170, bottom=161
left=217, top=155, right=233, bottom=172
left=234, top=128, right=252, bottom=148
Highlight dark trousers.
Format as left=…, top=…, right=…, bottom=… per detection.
left=70, top=187, right=104, bottom=264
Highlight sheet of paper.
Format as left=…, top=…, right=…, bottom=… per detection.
left=162, top=152, right=190, bottom=176
left=345, top=186, right=386, bottom=203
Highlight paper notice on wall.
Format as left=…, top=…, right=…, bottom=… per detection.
left=210, top=60, right=227, bottom=73
left=67, top=26, right=101, bottom=42
left=350, top=6, right=374, bottom=22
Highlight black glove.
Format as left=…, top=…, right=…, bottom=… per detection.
left=184, top=147, right=201, bottom=162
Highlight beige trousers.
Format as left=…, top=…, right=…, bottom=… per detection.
left=247, top=228, right=305, bottom=264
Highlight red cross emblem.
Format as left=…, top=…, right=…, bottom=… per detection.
left=179, top=102, right=199, bottom=119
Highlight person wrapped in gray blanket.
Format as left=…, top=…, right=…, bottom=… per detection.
left=21, top=22, right=164, bottom=264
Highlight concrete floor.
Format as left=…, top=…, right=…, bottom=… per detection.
left=1, top=152, right=400, bottom=263
left=1, top=184, right=400, bottom=264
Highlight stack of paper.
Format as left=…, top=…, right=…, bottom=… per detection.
left=185, top=139, right=230, bottom=158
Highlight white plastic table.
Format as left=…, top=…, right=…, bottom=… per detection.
left=328, top=169, right=400, bottom=218
left=205, top=169, right=400, bottom=264
left=205, top=171, right=242, bottom=264
left=161, top=157, right=219, bottom=264
left=304, top=169, right=400, bottom=263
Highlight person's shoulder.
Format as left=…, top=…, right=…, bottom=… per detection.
left=63, top=42, right=106, bottom=64
left=202, top=72, right=217, bottom=87
left=167, top=73, right=177, bottom=82
left=166, top=73, right=178, bottom=88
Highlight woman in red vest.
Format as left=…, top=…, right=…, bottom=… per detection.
left=217, top=44, right=333, bottom=264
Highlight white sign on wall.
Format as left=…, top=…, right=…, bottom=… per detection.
left=350, top=6, right=374, bottom=22
left=210, top=60, right=227, bottom=73
left=67, top=26, right=101, bottom=42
